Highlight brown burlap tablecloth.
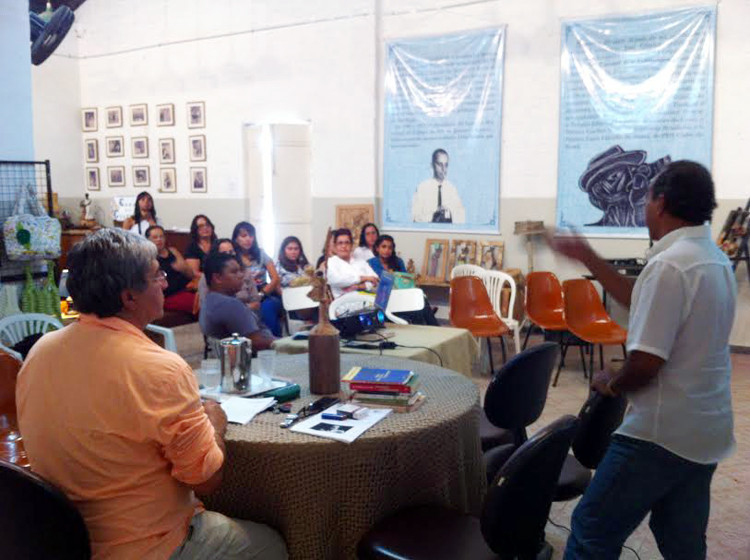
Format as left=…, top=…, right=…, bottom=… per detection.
left=202, top=353, right=485, bottom=560
left=273, top=323, right=479, bottom=378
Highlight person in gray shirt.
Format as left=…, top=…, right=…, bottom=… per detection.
left=199, top=252, right=274, bottom=351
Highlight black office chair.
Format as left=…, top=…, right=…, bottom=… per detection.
left=554, top=391, right=628, bottom=501
left=0, top=459, right=90, bottom=559
left=358, top=415, right=579, bottom=560
left=480, top=342, right=559, bottom=453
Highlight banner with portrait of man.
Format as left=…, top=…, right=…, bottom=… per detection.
left=556, top=7, right=716, bottom=237
left=382, top=28, right=505, bottom=233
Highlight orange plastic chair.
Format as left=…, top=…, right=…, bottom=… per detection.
left=0, top=348, right=28, bottom=468
left=450, top=276, right=510, bottom=374
left=523, top=272, right=568, bottom=346
left=562, top=279, right=627, bottom=380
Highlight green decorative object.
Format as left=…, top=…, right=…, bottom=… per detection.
left=42, top=262, right=61, bottom=319
left=21, top=266, right=38, bottom=313
left=16, top=224, right=32, bottom=249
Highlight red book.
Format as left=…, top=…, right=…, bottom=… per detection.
left=349, top=381, right=415, bottom=394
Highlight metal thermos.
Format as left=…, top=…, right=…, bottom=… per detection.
left=219, top=333, right=252, bottom=393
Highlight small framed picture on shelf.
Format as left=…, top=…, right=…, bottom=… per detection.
left=157, top=103, right=175, bottom=126
left=108, top=166, right=126, bottom=187
left=129, top=103, right=148, bottom=126
left=190, top=167, right=207, bottom=193
left=106, top=106, right=123, bottom=128
left=477, top=241, right=505, bottom=271
left=85, top=167, right=100, bottom=191
left=84, top=138, right=99, bottom=163
left=449, top=239, right=478, bottom=272
left=189, top=135, right=206, bottom=161
left=160, top=167, right=177, bottom=192
left=159, top=138, right=175, bottom=163
left=133, top=166, right=150, bottom=187
left=81, top=108, right=98, bottom=132
left=106, top=136, right=124, bottom=157
left=187, top=101, right=205, bottom=128
left=132, top=137, right=149, bottom=158
left=421, top=239, right=449, bottom=283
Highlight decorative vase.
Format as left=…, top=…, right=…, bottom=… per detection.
left=308, top=300, right=341, bottom=395
left=21, top=266, right=38, bottom=313
left=42, top=262, right=61, bottom=319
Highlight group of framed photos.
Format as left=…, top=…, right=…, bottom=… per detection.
left=421, top=239, right=505, bottom=283
left=81, top=102, right=207, bottom=194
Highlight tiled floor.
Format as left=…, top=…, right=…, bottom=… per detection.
left=173, top=324, right=750, bottom=560
left=476, top=338, right=750, bottom=560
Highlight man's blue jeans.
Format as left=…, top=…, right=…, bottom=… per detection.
left=564, top=435, right=716, bottom=560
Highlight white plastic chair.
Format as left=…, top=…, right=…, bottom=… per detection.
left=145, top=324, right=178, bottom=353
left=386, top=288, right=426, bottom=317
left=281, top=286, right=320, bottom=335
left=0, top=313, right=63, bottom=359
left=450, top=264, right=485, bottom=280
left=329, top=292, right=407, bottom=325
left=482, top=270, right=521, bottom=354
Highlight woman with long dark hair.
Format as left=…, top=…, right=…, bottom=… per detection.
left=123, top=191, right=160, bottom=235
left=352, top=222, right=380, bottom=262
left=276, top=236, right=310, bottom=288
left=232, top=222, right=283, bottom=336
left=185, top=214, right=218, bottom=275
left=367, top=234, right=406, bottom=277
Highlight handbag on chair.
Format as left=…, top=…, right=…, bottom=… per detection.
left=2, top=184, right=61, bottom=261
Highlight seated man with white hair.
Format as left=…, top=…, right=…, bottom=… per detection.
left=16, top=228, right=287, bottom=560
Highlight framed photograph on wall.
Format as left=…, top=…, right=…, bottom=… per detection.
left=85, top=167, right=100, bottom=191
left=448, top=239, right=478, bottom=272
left=160, top=167, right=176, bottom=193
left=84, top=139, right=99, bottom=163
left=132, top=137, right=149, bottom=158
left=159, top=138, right=175, bottom=164
left=335, top=204, right=375, bottom=245
left=187, top=101, right=205, bottom=128
left=189, top=135, right=206, bottom=161
left=106, top=106, right=123, bottom=128
left=133, top=166, right=150, bottom=188
left=422, top=239, right=449, bottom=283
left=157, top=103, right=175, bottom=126
left=190, top=167, right=207, bottom=193
left=129, top=103, right=148, bottom=126
left=106, top=136, right=124, bottom=157
left=477, top=240, right=505, bottom=271
left=81, top=108, right=98, bottom=132
left=108, top=166, right=126, bottom=187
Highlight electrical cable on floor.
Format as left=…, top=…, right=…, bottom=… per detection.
left=546, top=517, right=642, bottom=560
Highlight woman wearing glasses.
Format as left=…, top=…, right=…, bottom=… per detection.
left=145, top=225, right=196, bottom=314
left=326, top=228, right=379, bottom=299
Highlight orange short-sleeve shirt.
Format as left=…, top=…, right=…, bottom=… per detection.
left=16, top=315, right=224, bottom=560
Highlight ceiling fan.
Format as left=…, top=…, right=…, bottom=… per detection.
left=29, top=2, right=75, bottom=65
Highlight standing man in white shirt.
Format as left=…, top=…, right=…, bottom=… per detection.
left=411, top=149, right=466, bottom=224
left=547, top=160, right=736, bottom=560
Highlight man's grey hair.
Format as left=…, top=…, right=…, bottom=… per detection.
left=66, top=228, right=157, bottom=317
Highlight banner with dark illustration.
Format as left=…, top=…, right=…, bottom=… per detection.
left=557, top=7, right=716, bottom=237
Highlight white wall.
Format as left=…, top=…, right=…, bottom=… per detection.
left=1, top=1, right=34, bottom=160
left=31, top=0, right=750, bottom=280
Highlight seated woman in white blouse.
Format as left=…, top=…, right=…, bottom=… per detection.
left=326, top=228, right=379, bottom=299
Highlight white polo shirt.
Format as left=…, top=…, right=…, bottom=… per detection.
left=617, top=224, right=737, bottom=464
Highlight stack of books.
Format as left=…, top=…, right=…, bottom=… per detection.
left=342, top=366, right=425, bottom=413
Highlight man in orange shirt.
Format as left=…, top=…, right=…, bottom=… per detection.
left=16, top=229, right=287, bottom=560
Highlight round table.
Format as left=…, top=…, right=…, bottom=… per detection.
left=202, top=353, right=485, bottom=560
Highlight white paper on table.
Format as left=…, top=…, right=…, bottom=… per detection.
left=220, top=397, right=277, bottom=424
left=290, top=404, right=391, bottom=443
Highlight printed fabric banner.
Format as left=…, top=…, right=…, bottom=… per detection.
left=557, top=7, right=716, bottom=237
left=382, top=28, right=505, bottom=233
